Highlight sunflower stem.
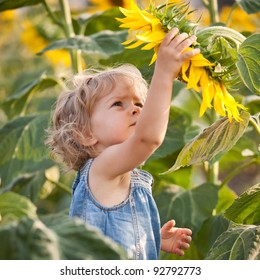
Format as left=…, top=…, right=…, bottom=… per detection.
left=42, top=0, right=63, bottom=28
left=203, top=0, right=219, bottom=24
left=204, top=161, right=219, bottom=185
left=249, top=116, right=260, bottom=137
left=59, top=0, right=82, bottom=73
left=203, top=111, right=219, bottom=185
left=225, top=3, right=239, bottom=27
left=219, top=159, right=258, bottom=189
left=45, top=177, right=72, bottom=194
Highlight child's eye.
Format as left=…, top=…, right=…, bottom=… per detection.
left=112, top=101, right=122, bottom=107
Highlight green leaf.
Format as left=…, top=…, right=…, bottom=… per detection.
left=196, top=215, right=230, bottom=258
left=155, top=183, right=219, bottom=237
left=101, top=45, right=154, bottom=69
left=224, top=183, right=260, bottom=225
left=37, top=31, right=127, bottom=59
left=0, top=171, right=47, bottom=203
left=216, top=185, right=237, bottom=214
left=0, top=214, right=129, bottom=260
left=206, top=224, right=260, bottom=259
left=236, top=0, right=260, bottom=14
left=81, top=7, right=123, bottom=34
left=0, top=0, right=42, bottom=11
left=0, top=192, right=37, bottom=224
left=0, top=114, right=53, bottom=187
left=1, top=74, right=58, bottom=119
left=165, top=111, right=250, bottom=173
left=43, top=213, right=129, bottom=260
left=149, top=108, right=200, bottom=162
left=237, top=34, right=260, bottom=94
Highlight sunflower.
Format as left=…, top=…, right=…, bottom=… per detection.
left=116, top=1, right=166, bottom=64
left=181, top=47, right=247, bottom=121
left=116, top=0, right=247, bottom=122
left=88, top=0, right=133, bottom=11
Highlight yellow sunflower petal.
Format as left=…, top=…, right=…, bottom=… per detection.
left=149, top=51, right=158, bottom=65
left=199, top=69, right=214, bottom=112
left=119, top=20, right=150, bottom=30
left=220, top=84, right=247, bottom=122
left=184, top=47, right=215, bottom=67
left=186, top=64, right=202, bottom=92
left=140, top=10, right=160, bottom=23
left=125, top=40, right=144, bottom=49
left=121, top=38, right=135, bottom=45
left=213, top=83, right=226, bottom=117
left=141, top=42, right=158, bottom=50
left=136, top=30, right=165, bottom=43
left=181, top=60, right=190, bottom=82
left=200, top=81, right=214, bottom=116
left=119, top=5, right=139, bottom=16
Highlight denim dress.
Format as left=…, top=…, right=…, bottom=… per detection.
left=69, top=159, right=161, bottom=260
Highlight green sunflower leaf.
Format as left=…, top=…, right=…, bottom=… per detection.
left=164, top=111, right=250, bottom=173
left=237, top=33, right=260, bottom=95
left=0, top=0, right=41, bottom=11
left=236, top=0, right=260, bottom=14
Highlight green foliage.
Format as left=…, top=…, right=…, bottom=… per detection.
left=0, top=114, right=53, bottom=188
left=0, top=0, right=42, bottom=11
left=206, top=225, right=260, bottom=259
left=237, top=34, right=260, bottom=94
left=165, top=111, right=250, bottom=172
left=0, top=0, right=259, bottom=260
left=0, top=192, right=37, bottom=223
left=236, top=0, right=260, bottom=14
left=37, top=31, right=128, bottom=59
left=155, top=183, right=219, bottom=236
left=225, top=183, right=260, bottom=225
left=0, top=213, right=128, bottom=260
left=1, top=74, right=59, bottom=119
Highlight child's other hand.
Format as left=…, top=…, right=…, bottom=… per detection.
left=160, top=219, right=192, bottom=256
left=155, top=28, right=200, bottom=81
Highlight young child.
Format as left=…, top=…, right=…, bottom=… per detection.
left=46, top=28, right=199, bottom=259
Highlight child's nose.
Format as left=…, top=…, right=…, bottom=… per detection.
left=132, top=105, right=141, bottom=115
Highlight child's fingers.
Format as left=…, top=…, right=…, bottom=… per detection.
left=161, top=219, right=176, bottom=231
left=183, top=235, right=192, bottom=243
left=172, top=34, right=197, bottom=51
left=164, top=31, right=200, bottom=59
left=181, top=228, right=192, bottom=236
left=180, top=242, right=190, bottom=250
left=174, top=248, right=185, bottom=256
left=168, top=32, right=189, bottom=48
left=182, top=47, right=200, bottom=60
left=162, top=27, right=179, bottom=46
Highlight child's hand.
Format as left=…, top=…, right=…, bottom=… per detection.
left=155, top=28, right=200, bottom=81
left=160, top=220, right=192, bottom=256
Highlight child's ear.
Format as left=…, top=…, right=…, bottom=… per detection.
left=76, top=132, right=97, bottom=147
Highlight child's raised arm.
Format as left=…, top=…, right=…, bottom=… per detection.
left=93, top=28, right=200, bottom=178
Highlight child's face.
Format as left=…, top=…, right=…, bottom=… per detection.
left=90, top=79, right=144, bottom=152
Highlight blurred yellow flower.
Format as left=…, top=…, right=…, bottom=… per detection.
left=199, top=5, right=260, bottom=33
left=20, top=20, right=71, bottom=68
left=88, top=0, right=133, bottom=11
left=0, top=10, right=15, bottom=21
left=221, top=6, right=260, bottom=32
left=0, top=10, right=15, bottom=35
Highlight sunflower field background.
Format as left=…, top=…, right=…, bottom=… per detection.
left=0, top=0, right=259, bottom=260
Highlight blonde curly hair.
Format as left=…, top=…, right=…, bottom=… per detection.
left=45, top=64, right=148, bottom=170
